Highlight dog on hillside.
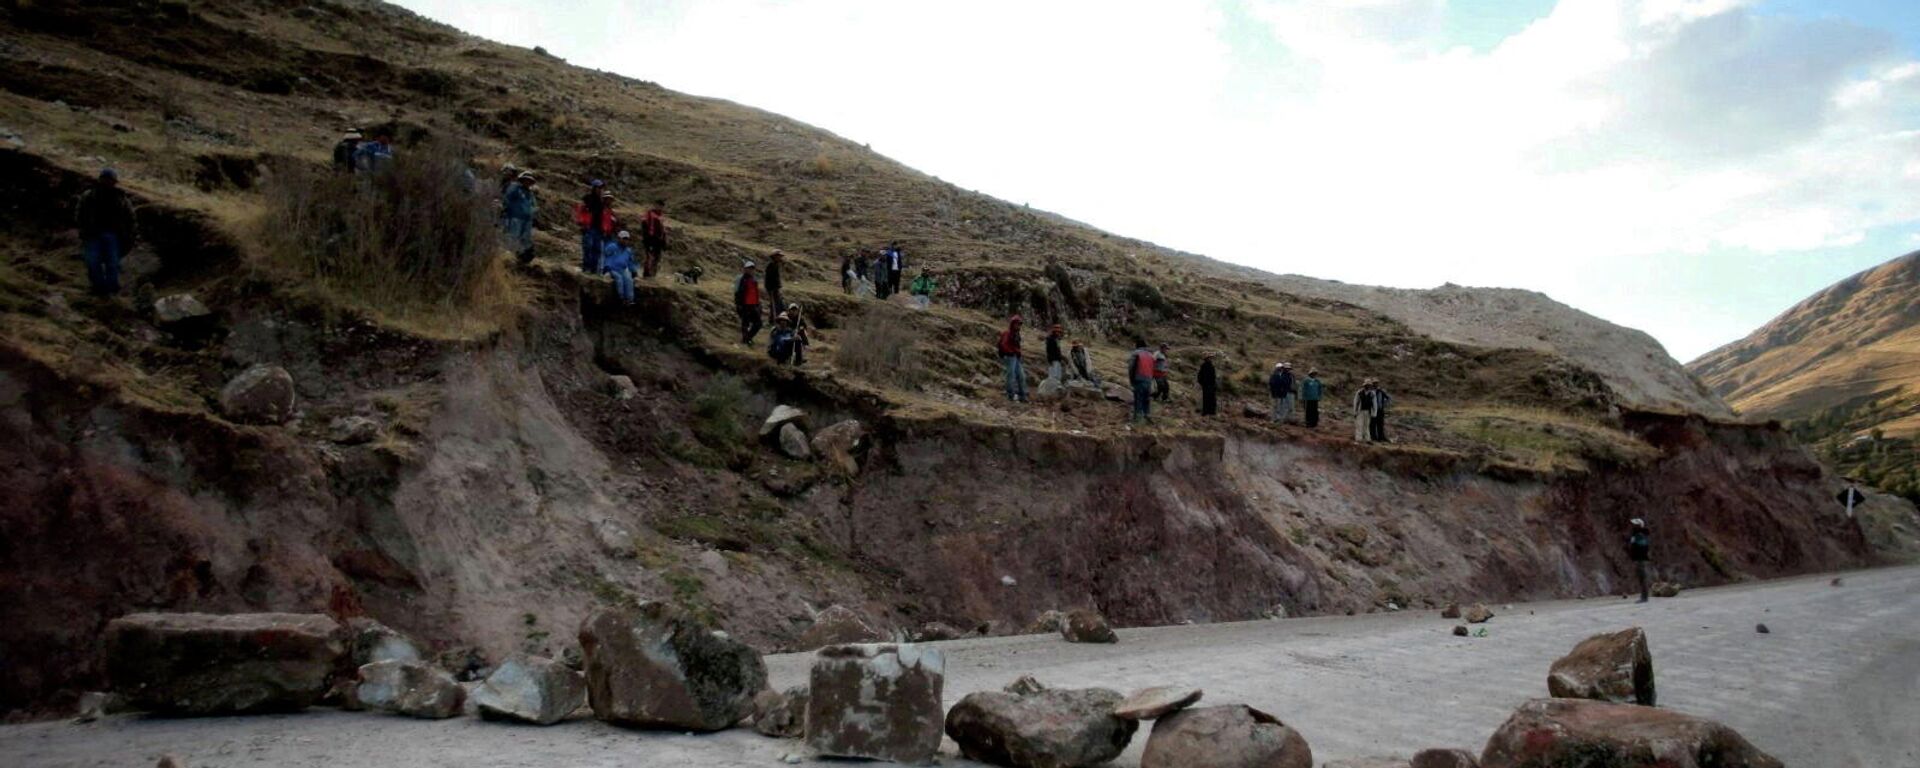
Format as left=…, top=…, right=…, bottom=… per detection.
left=674, top=265, right=704, bottom=285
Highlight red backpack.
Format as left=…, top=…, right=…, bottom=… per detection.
left=1131, top=350, right=1155, bottom=380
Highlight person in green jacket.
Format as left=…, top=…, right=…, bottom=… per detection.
left=1301, top=368, right=1325, bottom=428
left=909, top=269, right=936, bottom=309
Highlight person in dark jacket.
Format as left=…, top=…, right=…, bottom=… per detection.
left=871, top=250, right=891, bottom=300
left=782, top=302, right=810, bottom=365
left=352, top=132, right=394, bottom=174
left=839, top=253, right=856, bottom=294
left=1044, top=325, right=1066, bottom=384
left=578, top=180, right=608, bottom=273
left=765, top=250, right=787, bottom=316
left=638, top=200, right=668, bottom=278
left=1069, top=341, right=1100, bottom=386
left=501, top=171, right=538, bottom=264
left=1301, top=369, right=1324, bottom=428
left=601, top=230, right=638, bottom=306
left=1369, top=382, right=1392, bottom=442
left=735, top=261, right=764, bottom=345
left=1197, top=352, right=1219, bottom=416
left=885, top=242, right=905, bottom=295
left=332, top=130, right=362, bottom=174
left=75, top=168, right=137, bottom=296
left=1268, top=362, right=1296, bottom=424
left=1628, top=518, right=1652, bottom=603
left=1353, top=379, right=1378, bottom=442
left=997, top=315, right=1026, bottom=402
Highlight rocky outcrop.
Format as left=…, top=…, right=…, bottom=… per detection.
left=1141, top=705, right=1313, bottom=768
left=1060, top=609, right=1117, bottom=644
left=1480, top=698, right=1781, bottom=768
left=1114, top=686, right=1203, bottom=720
left=471, top=653, right=586, bottom=725
left=796, top=605, right=887, bottom=650
left=1547, top=627, right=1655, bottom=705
left=751, top=685, right=807, bottom=738
left=104, top=612, right=343, bottom=716
left=355, top=659, right=464, bottom=719
left=805, top=644, right=945, bottom=763
left=577, top=603, right=768, bottom=731
left=217, top=364, right=296, bottom=424
left=946, top=686, right=1137, bottom=768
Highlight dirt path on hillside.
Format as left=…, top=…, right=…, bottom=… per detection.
left=5, top=567, right=1916, bottom=767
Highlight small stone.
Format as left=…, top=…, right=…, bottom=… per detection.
left=156, top=757, right=184, bottom=768
left=752, top=685, right=808, bottom=738
left=1452, top=625, right=1469, bottom=637
left=327, top=415, right=381, bottom=445
left=1830, top=577, right=1844, bottom=587
left=1242, top=403, right=1269, bottom=419
left=1114, top=686, right=1204, bottom=720
left=1326, top=760, right=1412, bottom=768
left=592, top=517, right=637, bottom=559
left=1411, top=747, right=1480, bottom=768
left=1439, top=602, right=1461, bottom=619
left=1004, top=675, right=1050, bottom=696
left=73, top=691, right=127, bottom=722
left=218, top=364, right=297, bottom=425
left=152, top=294, right=212, bottom=325
left=1464, top=604, right=1494, bottom=624
left=913, top=621, right=963, bottom=642
left=607, top=375, right=638, bottom=400
left=1651, top=581, right=1682, bottom=598
left=1755, top=623, right=1770, bottom=634
left=1061, top=609, right=1118, bottom=644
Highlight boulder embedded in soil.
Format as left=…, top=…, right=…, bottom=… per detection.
left=1464, top=604, right=1494, bottom=623
left=1440, top=603, right=1462, bottom=619
left=218, top=364, right=297, bottom=424
left=1411, top=748, right=1480, bottom=768
left=805, top=643, right=945, bottom=763
left=327, top=415, right=381, bottom=445
left=591, top=517, right=637, bottom=559
left=796, top=604, right=888, bottom=650
left=777, top=422, right=812, bottom=459
left=356, top=659, right=465, bottom=719
left=607, top=374, right=638, bottom=401
left=1547, top=627, right=1655, bottom=706
left=760, top=404, right=807, bottom=437
left=1242, top=402, right=1269, bottom=419
left=945, top=686, right=1138, bottom=768
left=577, top=602, right=769, bottom=731
left=471, top=653, right=586, bottom=725
left=153, top=293, right=212, bottom=325
left=1141, top=705, right=1313, bottom=768
left=752, top=685, right=808, bottom=738
left=810, top=419, right=866, bottom=475
left=1114, top=686, right=1203, bottom=720
left=1480, top=698, right=1782, bottom=768
left=104, top=612, right=343, bottom=716
left=1061, top=609, right=1118, bottom=644
left=73, top=691, right=129, bottom=722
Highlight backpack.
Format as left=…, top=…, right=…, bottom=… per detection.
left=769, top=328, right=795, bottom=362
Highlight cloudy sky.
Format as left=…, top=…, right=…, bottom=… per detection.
left=394, top=0, right=1920, bottom=360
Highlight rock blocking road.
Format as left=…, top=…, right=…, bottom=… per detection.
left=3, top=567, right=1916, bottom=767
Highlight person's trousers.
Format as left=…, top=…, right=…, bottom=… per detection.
left=738, top=305, right=762, bottom=344
left=889, top=269, right=902, bottom=295
left=611, top=270, right=634, bottom=304
left=581, top=229, right=603, bottom=273
left=1002, top=356, right=1026, bottom=401
left=1272, top=395, right=1294, bottom=423
left=1154, top=378, right=1169, bottom=402
left=1636, top=561, right=1651, bottom=601
left=1201, top=386, right=1217, bottom=416
left=1075, top=364, right=1100, bottom=387
left=1048, top=360, right=1064, bottom=383
left=1370, top=414, right=1387, bottom=442
left=771, top=291, right=786, bottom=318
left=82, top=233, right=123, bottom=295
left=642, top=243, right=663, bottom=277
left=1132, top=380, right=1153, bottom=421
left=504, top=217, right=534, bottom=263
left=1354, top=412, right=1370, bottom=441
left=1303, top=399, right=1320, bottom=427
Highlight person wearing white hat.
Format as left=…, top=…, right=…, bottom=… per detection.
left=1268, top=362, right=1296, bottom=424
left=602, top=230, right=638, bottom=305
left=1353, top=378, right=1379, bottom=442
left=1628, top=518, right=1652, bottom=602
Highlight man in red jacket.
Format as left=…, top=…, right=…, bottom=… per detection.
left=639, top=200, right=668, bottom=278
left=735, top=261, right=764, bottom=345
left=997, top=315, right=1027, bottom=403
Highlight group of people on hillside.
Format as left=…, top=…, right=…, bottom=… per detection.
left=491, top=173, right=671, bottom=305
left=993, top=315, right=1392, bottom=438
left=732, top=257, right=810, bottom=366
left=331, top=129, right=395, bottom=175
left=840, top=244, right=937, bottom=308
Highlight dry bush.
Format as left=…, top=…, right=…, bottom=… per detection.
left=258, top=142, right=518, bottom=332
left=834, top=306, right=926, bottom=389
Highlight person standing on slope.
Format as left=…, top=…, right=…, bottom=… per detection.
left=352, top=131, right=394, bottom=174
left=1353, top=379, right=1377, bottom=442
left=638, top=200, right=668, bottom=279
left=765, top=250, right=787, bottom=316
left=871, top=250, right=891, bottom=300
left=332, top=130, right=362, bottom=174
left=601, top=230, right=638, bottom=306
left=840, top=252, right=856, bottom=294
left=1069, top=340, right=1100, bottom=387
left=1045, top=324, right=1067, bottom=384
left=885, top=242, right=906, bottom=296
left=1128, top=340, right=1157, bottom=424
left=1198, top=352, right=1219, bottom=416
left=501, top=171, right=538, bottom=265
left=735, top=260, right=764, bottom=345
left=74, top=168, right=137, bottom=296
left=1369, top=381, right=1393, bottom=442
left=1269, top=362, right=1296, bottom=424
left=1153, top=344, right=1172, bottom=403
left=1301, top=368, right=1324, bottom=428
left=576, top=180, right=608, bottom=273
left=1628, top=518, right=1653, bottom=603
left=997, top=315, right=1027, bottom=403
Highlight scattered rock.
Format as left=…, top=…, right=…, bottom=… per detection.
left=1036, top=378, right=1064, bottom=400
left=356, top=660, right=465, bottom=719
left=777, top=422, right=812, bottom=460
left=1411, top=748, right=1480, bottom=768
left=946, top=686, right=1137, bottom=768
left=327, top=415, right=381, bottom=445
left=343, top=617, right=422, bottom=668
left=578, top=602, right=769, bottom=731
left=796, top=605, right=888, bottom=650
left=751, top=685, right=808, bottom=738
left=760, top=404, right=807, bottom=438
left=1025, top=610, right=1067, bottom=635
left=156, top=756, right=184, bottom=768
left=1439, top=602, right=1462, bottom=619
left=1830, top=577, right=1844, bottom=587
left=472, top=653, right=586, bottom=725
left=152, top=293, right=212, bottom=325
left=1547, top=627, right=1655, bottom=706
left=1452, top=625, right=1470, bottom=637
left=913, top=621, right=964, bottom=642
left=1755, top=623, right=1770, bottom=634
left=1141, top=705, right=1313, bottom=768
left=1242, top=403, right=1269, bottom=419
left=434, top=645, right=492, bottom=682
left=1480, top=698, right=1782, bottom=768
left=218, top=364, right=297, bottom=425
left=104, top=612, right=343, bottom=716
left=1102, top=383, right=1129, bottom=402
left=809, top=419, right=866, bottom=475
left=73, top=691, right=127, bottom=722
left=592, top=517, right=637, bottom=559
left=1061, top=609, right=1118, bottom=644
left=1651, top=581, right=1682, bottom=598
left=1326, top=759, right=1412, bottom=768
left=805, top=644, right=945, bottom=763
left=607, top=374, right=638, bottom=401
left=1114, top=686, right=1203, bottom=720
left=1464, top=604, right=1494, bottom=624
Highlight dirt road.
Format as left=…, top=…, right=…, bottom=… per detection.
left=5, top=566, right=1916, bottom=767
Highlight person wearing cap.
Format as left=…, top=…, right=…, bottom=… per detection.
left=1268, top=362, right=1297, bottom=424
left=997, top=315, right=1027, bottom=402
left=639, top=200, right=668, bottom=278
left=1197, top=352, right=1219, bottom=416
left=577, top=180, right=609, bottom=272
left=1153, top=344, right=1171, bottom=403
left=1069, top=340, right=1100, bottom=387
left=1353, top=379, right=1378, bottom=442
left=1300, top=368, right=1325, bottom=428
left=333, top=130, right=362, bottom=174
left=1127, top=338, right=1157, bottom=423
left=765, top=251, right=787, bottom=316
left=1044, top=324, right=1067, bottom=385
left=1627, top=518, right=1652, bottom=602
left=884, top=242, right=906, bottom=295
left=601, top=230, right=638, bottom=306
left=502, top=171, right=538, bottom=264
left=352, top=131, right=394, bottom=174
left=74, top=168, right=137, bottom=296
left=735, top=260, right=764, bottom=345
left=782, top=302, right=811, bottom=365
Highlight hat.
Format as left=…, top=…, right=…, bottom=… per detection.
left=1281, top=362, right=1292, bottom=368
left=1010, top=315, right=1023, bottom=324
left=743, top=259, right=757, bottom=269
left=1307, top=368, right=1318, bottom=375
left=517, top=171, right=536, bottom=181
left=343, top=131, right=362, bottom=140
left=1274, top=362, right=1285, bottom=368
left=1050, top=324, right=1063, bottom=333
left=590, top=179, right=605, bottom=187
left=98, top=168, right=119, bottom=182
left=1630, top=518, right=1646, bottom=527
left=616, top=230, right=631, bottom=240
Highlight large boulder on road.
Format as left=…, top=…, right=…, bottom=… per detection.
left=1547, top=627, right=1655, bottom=706
left=796, top=604, right=888, bottom=650
left=1480, top=698, right=1781, bottom=768
left=104, top=612, right=343, bottom=716
left=343, top=617, right=422, bottom=667
left=219, top=364, right=297, bottom=424
left=356, top=659, right=464, bottom=719
left=1060, top=609, right=1117, bottom=644
left=1141, top=705, right=1313, bottom=768
left=946, top=685, right=1137, bottom=768
left=578, top=602, right=768, bottom=731
left=472, top=653, right=586, bottom=725
left=805, top=643, right=945, bottom=763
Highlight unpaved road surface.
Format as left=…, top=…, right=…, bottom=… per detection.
left=5, top=567, right=1916, bottom=767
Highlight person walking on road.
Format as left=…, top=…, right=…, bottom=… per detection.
left=74, top=168, right=137, bottom=296
left=1128, top=340, right=1157, bottom=424
left=1198, top=352, right=1219, bottom=416
left=735, top=260, right=764, bottom=346
left=1628, top=518, right=1653, bottom=603
left=501, top=171, right=538, bottom=265
left=1301, top=368, right=1324, bottom=428
left=638, top=200, right=668, bottom=279
left=997, top=315, right=1027, bottom=403
left=1269, top=362, right=1296, bottom=424
left=1045, top=325, right=1067, bottom=384
left=1153, top=344, right=1171, bottom=403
